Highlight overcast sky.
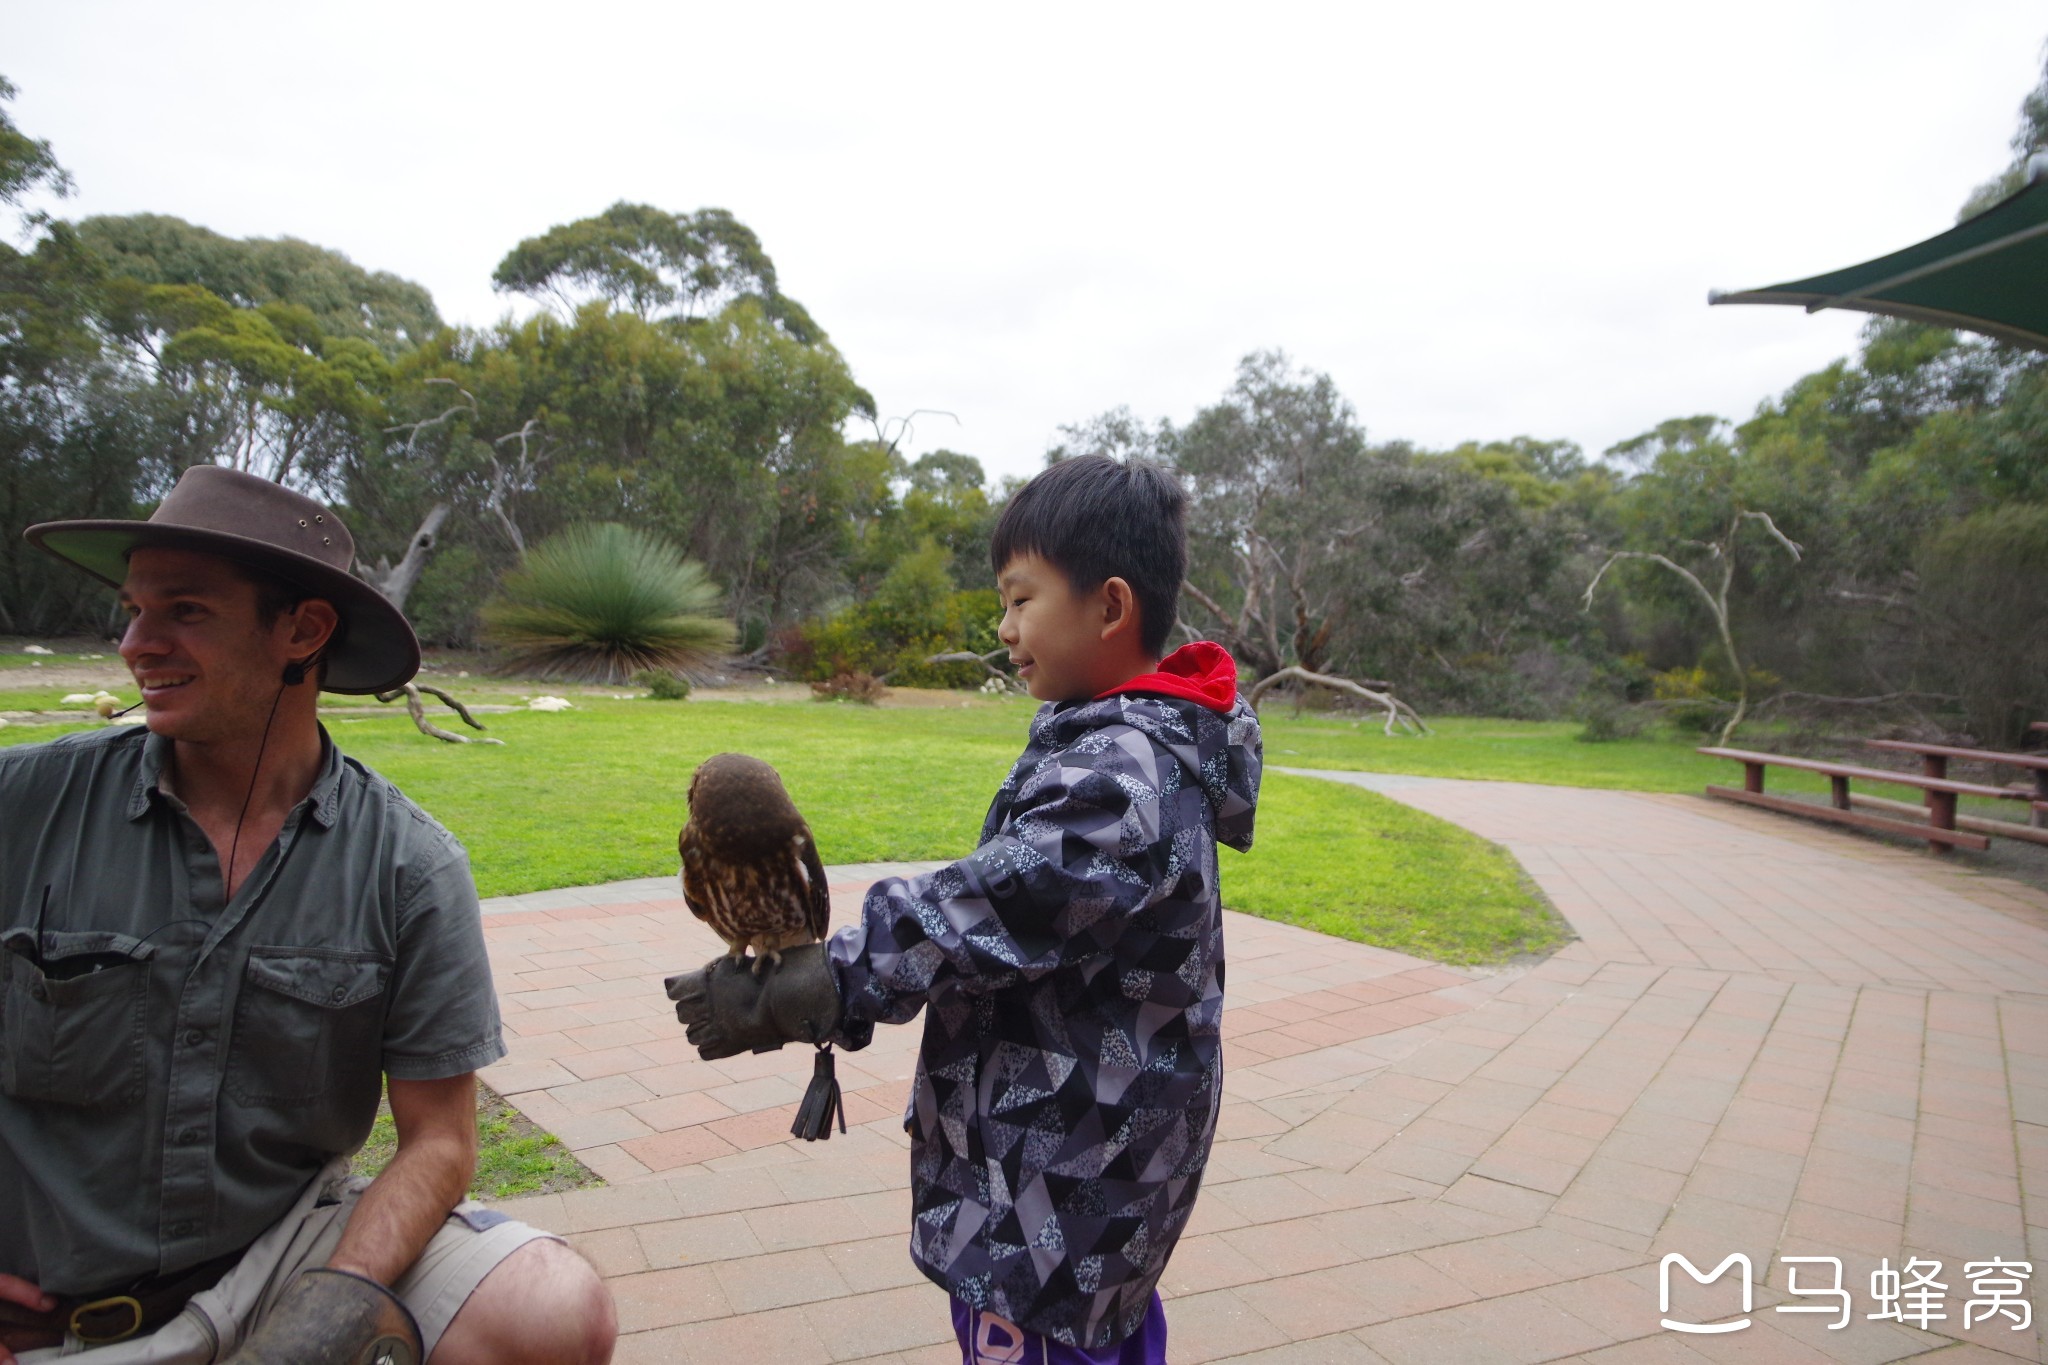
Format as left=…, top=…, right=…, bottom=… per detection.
left=9, top=2, right=2044, bottom=482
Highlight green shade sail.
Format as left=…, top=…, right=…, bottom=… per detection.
left=1711, top=169, right=2048, bottom=351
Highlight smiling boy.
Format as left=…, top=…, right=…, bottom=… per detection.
left=671, top=454, right=1263, bottom=1363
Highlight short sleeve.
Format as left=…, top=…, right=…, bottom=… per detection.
left=379, top=837, right=505, bottom=1080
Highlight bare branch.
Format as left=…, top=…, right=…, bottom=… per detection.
left=373, top=684, right=505, bottom=744
left=1736, top=509, right=1804, bottom=562
left=1246, top=665, right=1430, bottom=736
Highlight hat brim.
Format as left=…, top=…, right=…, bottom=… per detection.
left=24, top=520, right=421, bottom=695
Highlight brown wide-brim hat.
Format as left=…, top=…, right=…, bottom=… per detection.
left=25, top=465, right=420, bottom=695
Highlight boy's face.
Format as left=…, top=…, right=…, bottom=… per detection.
left=996, top=553, right=1142, bottom=702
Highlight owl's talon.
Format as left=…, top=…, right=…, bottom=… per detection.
left=753, top=949, right=783, bottom=977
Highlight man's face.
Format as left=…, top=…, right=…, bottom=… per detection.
left=996, top=553, right=1111, bottom=703
left=118, top=547, right=299, bottom=743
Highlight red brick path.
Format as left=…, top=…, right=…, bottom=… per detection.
left=480, top=776, right=2048, bottom=1362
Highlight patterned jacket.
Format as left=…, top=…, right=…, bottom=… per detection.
left=827, top=642, right=1261, bottom=1347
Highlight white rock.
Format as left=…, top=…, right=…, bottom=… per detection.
left=60, top=693, right=96, bottom=705
left=527, top=696, right=574, bottom=712
left=23, top=645, right=52, bottom=655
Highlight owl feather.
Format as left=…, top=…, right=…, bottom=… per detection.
left=678, top=752, right=830, bottom=974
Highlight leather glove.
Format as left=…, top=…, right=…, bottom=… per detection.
left=224, top=1267, right=421, bottom=1365
left=665, top=943, right=842, bottom=1061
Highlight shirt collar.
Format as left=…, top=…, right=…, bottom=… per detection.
left=130, top=725, right=345, bottom=829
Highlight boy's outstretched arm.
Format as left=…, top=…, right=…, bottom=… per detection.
left=831, top=741, right=1182, bottom=1036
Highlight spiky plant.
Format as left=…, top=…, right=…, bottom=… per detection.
left=483, top=523, right=736, bottom=682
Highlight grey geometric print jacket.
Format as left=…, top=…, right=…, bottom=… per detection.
left=827, top=642, right=1262, bottom=1348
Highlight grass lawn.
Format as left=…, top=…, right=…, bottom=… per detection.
left=1261, top=713, right=1788, bottom=793
left=1229, top=771, right=1564, bottom=964
left=0, top=688, right=1562, bottom=964
left=351, top=1081, right=597, bottom=1198
left=1257, top=711, right=2036, bottom=823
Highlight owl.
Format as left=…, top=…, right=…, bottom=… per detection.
left=678, top=752, right=830, bottom=973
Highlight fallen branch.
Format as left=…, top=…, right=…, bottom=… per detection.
left=1246, top=666, right=1429, bottom=736
left=374, top=683, right=505, bottom=745
left=1752, top=689, right=1958, bottom=714
left=883, top=647, right=1028, bottom=694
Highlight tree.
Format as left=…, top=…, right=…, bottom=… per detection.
left=1960, top=43, right=2048, bottom=217
left=492, top=203, right=822, bottom=342
left=1915, top=505, right=2048, bottom=745
left=1172, top=351, right=1373, bottom=678
left=1584, top=510, right=1803, bottom=744
left=0, top=78, right=144, bottom=636
left=0, top=74, right=71, bottom=215
left=75, top=213, right=441, bottom=355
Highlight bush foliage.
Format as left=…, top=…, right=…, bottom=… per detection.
left=482, top=522, right=736, bottom=682
left=1917, top=504, right=2048, bottom=745
left=791, top=540, right=1002, bottom=687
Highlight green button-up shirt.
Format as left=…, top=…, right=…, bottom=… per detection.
left=0, top=724, right=504, bottom=1294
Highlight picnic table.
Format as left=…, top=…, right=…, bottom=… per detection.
left=1695, top=746, right=2035, bottom=854
left=1865, top=739, right=2048, bottom=831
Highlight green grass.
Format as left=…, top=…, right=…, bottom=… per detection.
left=1228, top=773, right=1564, bottom=964
left=1258, top=712, right=2031, bottom=819
left=0, top=692, right=1573, bottom=964
left=352, top=1082, right=601, bottom=1198
left=336, top=696, right=1035, bottom=896
left=1260, top=714, right=1776, bottom=793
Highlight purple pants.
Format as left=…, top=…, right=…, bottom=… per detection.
left=953, top=1294, right=1168, bottom=1365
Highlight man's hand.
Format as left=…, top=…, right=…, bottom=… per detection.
left=0, top=1273, right=59, bottom=1364
left=665, top=944, right=842, bottom=1060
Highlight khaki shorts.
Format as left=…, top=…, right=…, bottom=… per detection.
left=24, top=1161, right=557, bottom=1362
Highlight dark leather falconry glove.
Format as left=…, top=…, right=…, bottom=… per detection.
left=665, top=943, right=842, bottom=1060
left=223, top=1268, right=422, bottom=1365
left=666, top=944, right=848, bottom=1139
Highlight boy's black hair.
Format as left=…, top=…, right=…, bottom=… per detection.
left=989, top=454, right=1187, bottom=657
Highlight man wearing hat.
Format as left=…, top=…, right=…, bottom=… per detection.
left=0, top=467, right=617, bottom=1364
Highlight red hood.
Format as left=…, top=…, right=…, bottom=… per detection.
left=1095, top=641, right=1239, bottom=713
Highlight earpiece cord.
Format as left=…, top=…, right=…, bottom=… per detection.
left=225, top=680, right=288, bottom=903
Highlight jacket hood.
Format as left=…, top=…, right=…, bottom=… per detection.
left=1095, top=640, right=1238, bottom=714
left=1042, top=642, right=1261, bottom=852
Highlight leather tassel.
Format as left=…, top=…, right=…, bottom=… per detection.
left=791, top=1044, right=847, bottom=1141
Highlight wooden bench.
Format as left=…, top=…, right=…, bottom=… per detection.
left=1695, top=746, right=2027, bottom=853
left=1864, top=738, right=2048, bottom=838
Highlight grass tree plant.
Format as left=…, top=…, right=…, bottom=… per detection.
left=482, top=522, right=736, bottom=682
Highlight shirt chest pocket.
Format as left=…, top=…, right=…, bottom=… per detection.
left=225, top=948, right=389, bottom=1105
left=0, top=928, right=155, bottom=1108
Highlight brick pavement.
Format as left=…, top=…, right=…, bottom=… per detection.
left=478, top=776, right=2048, bottom=1362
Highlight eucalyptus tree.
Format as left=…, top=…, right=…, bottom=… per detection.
left=491, top=202, right=822, bottom=342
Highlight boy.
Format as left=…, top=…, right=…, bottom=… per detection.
left=671, top=455, right=1261, bottom=1362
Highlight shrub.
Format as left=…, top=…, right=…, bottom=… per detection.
left=482, top=523, right=737, bottom=682
left=1574, top=695, right=1648, bottom=743
left=1651, top=666, right=1728, bottom=735
left=633, top=669, right=691, bottom=700
left=794, top=540, right=1002, bottom=688
left=811, top=671, right=888, bottom=704
left=1917, top=504, right=2048, bottom=745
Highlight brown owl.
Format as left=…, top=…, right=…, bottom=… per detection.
left=678, top=752, right=830, bottom=973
